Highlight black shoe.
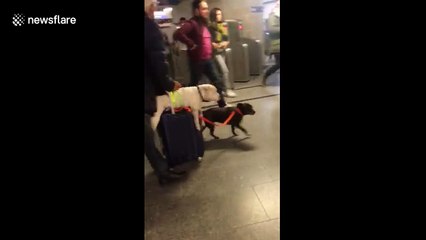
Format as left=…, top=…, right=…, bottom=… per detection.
left=158, top=172, right=185, bottom=185
left=168, top=168, right=187, bottom=175
left=217, top=99, right=226, bottom=108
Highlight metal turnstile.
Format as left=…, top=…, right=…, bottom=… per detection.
left=170, top=48, right=191, bottom=86
left=242, top=38, right=263, bottom=76
left=224, top=48, right=235, bottom=89
left=225, top=19, right=251, bottom=82
left=227, top=40, right=250, bottom=83
left=238, top=43, right=250, bottom=82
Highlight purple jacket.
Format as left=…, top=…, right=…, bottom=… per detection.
left=173, top=17, right=209, bottom=61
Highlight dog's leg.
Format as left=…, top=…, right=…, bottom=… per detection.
left=209, top=125, right=219, bottom=139
left=231, top=125, right=238, bottom=136
left=236, top=125, right=250, bottom=136
left=199, top=112, right=205, bottom=127
left=151, top=109, right=163, bottom=130
left=193, top=110, right=201, bottom=131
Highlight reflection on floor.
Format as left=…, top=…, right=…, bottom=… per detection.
left=145, top=72, right=280, bottom=240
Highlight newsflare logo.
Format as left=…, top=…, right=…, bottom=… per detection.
left=12, top=13, right=25, bottom=26
left=12, top=13, right=77, bottom=27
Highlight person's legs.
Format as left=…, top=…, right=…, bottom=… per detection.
left=144, top=114, right=184, bottom=184
left=144, top=114, right=169, bottom=175
left=263, top=53, right=280, bottom=85
left=204, top=59, right=227, bottom=107
left=188, top=59, right=203, bottom=87
left=215, top=54, right=236, bottom=97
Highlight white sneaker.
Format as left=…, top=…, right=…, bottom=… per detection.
left=225, top=90, right=237, bottom=98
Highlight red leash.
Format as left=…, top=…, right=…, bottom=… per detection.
left=172, top=106, right=242, bottom=127
left=200, top=108, right=242, bottom=127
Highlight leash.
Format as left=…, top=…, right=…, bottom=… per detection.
left=169, top=104, right=243, bottom=128
left=196, top=85, right=209, bottom=102
left=199, top=108, right=243, bottom=127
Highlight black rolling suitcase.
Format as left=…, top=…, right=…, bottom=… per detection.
left=158, top=108, right=204, bottom=167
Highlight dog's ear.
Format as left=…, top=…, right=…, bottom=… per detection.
left=237, top=103, right=243, bottom=108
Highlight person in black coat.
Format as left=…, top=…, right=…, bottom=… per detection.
left=144, top=0, right=185, bottom=185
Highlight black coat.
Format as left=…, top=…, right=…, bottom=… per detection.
left=144, top=14, right=175, bottom=116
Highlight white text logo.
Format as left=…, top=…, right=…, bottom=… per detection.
left=12, top=14, right=77, bottom=26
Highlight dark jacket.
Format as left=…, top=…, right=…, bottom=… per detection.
left=145, top=13, right=175, bottom=116
left=173, top=17, right=208, bottom=61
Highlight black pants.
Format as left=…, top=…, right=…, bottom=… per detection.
left=144, top=114, right=168, bottom=175
left=264, top=53, right=280, bottom=80
left=189, top=59, right=226, bottom=107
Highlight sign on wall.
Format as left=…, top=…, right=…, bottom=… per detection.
left=250, top=6, right=264, bottom=13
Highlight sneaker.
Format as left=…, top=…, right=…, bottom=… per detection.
left=225, top=103, right=235, bottom=107
left=225, top=89, right=237, bottom=98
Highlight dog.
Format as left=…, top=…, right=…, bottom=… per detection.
left=201, top=103, right=256, bottom=139
left=151, top=84, right=220, bottom=131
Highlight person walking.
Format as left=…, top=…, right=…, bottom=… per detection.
left=209, top=7, right=237, bottom=98
left=173, top=0, right=229, bottom=107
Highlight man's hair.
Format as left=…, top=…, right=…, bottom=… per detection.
left=180, top=17, right=186, bottom=21
left=192, top=0, right=204, bottom=13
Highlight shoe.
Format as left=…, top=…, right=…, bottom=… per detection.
left=158, top=172, right=185, bottom=185
left=218, top=99, right=227, bottom=108
left=225, top=90, right=237, bottom=98
left=225, top=103, right=235, bottom=107
left=168, top=168, right=187, bottom=175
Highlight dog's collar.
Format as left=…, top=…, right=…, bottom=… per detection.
left=197, top=85, right=209, bottom=102
left=234, top=108, right=243, bottom=115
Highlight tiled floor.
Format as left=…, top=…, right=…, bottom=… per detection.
left=145, top=72, right=280, bottom=240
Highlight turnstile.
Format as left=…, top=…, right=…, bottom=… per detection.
left=170, top=48, right=191, bottom=86
left=224, top=48, right=235, bottom=89
left=242, top=38, right=263, bottom=76
left=225, top=19, right=251, bottom=82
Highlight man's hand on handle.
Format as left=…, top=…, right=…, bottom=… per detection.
left=173, top=81, right=182, bottom=91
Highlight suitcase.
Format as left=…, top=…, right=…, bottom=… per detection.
left=157, top=109, right=204, bottom=167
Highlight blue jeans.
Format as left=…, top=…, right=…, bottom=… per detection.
left=189, top=59, right=226, bottom=107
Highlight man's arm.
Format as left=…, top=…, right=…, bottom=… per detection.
left=145, top=20, right=176, bottom=92
left=173, top=21, right=197, bottom=50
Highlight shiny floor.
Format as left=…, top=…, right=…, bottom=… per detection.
left=145, top=71, right=280, bottom=240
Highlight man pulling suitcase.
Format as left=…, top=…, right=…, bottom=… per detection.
left=144, top=0, right=187, bottom=185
